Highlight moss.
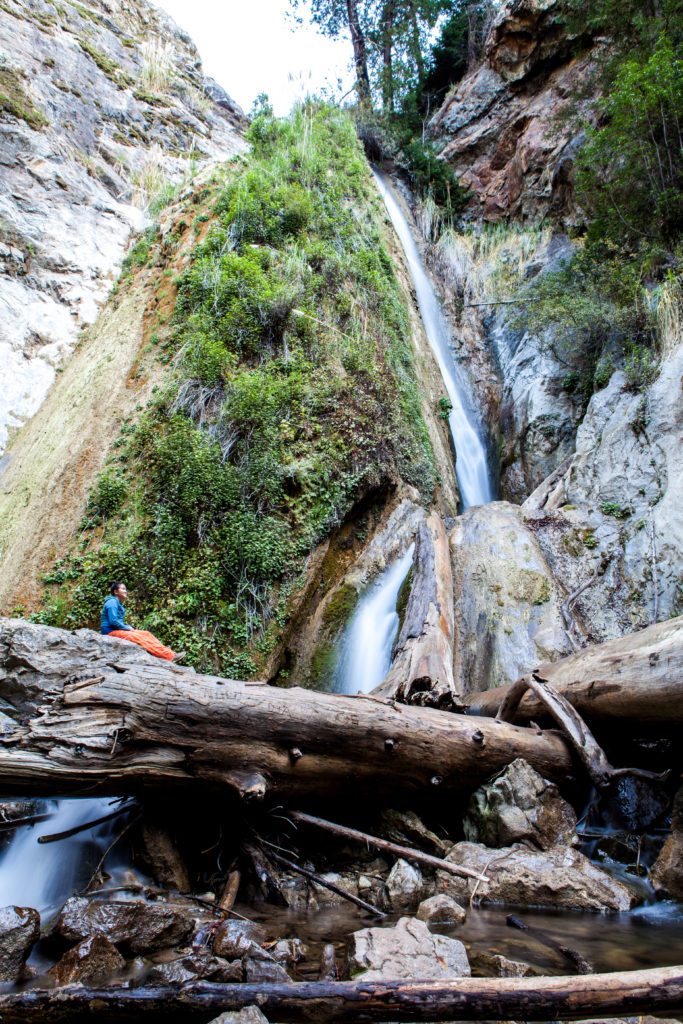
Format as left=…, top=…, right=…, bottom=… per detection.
left=77, top=38, right=132, bottom=86
left=0, top=67, right=49, bottom=130
left=510, top=569, right=552, bottom=606
left=322, top=583, right=358, bottom=635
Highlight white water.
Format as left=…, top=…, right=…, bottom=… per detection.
left=0, top=797, right=125, bottom=917
left=334, top=544, right=414, bottom=695
left=373, top=170, right=494, bottom=509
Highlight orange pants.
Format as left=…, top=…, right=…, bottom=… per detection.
left=108, top=629, right=175, bottom=661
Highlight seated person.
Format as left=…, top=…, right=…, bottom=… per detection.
left=101, top=582, right=184, bottom=663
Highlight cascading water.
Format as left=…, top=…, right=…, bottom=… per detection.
left=334, top=544, right=414, bottom=695
left=0, top=796, right=130, bottom=917
left=373, top=170, right=494, bottom=509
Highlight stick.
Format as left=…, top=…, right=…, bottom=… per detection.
left=266, top=849, right=386, bottom=918
left=37, top=805, right=136, bottom=843
left=0, top=967, right=681, bottom=1021
left=218, top=869, right=241, bottom=913
left=290, top=810, right=488, bottom=883
left=0, top=813, right=53, bottom=831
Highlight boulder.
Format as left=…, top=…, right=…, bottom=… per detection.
left=55, top=897, right=194, bottom=955
left=475, top=950, right=539, bottom=977
left=385, top=859, right=424, bottom=912
left=208, top=1009, right=270, bottom=1024
left=416, top=893, right=467, bottom=926
left=0, top=906, right=40, bottom=982
left=148, top=952, right=242, bottom=984
left=212, top=920, right=268, bottom=960
left=651, top=784, right=683, bottom=900
left=463, top=759, right=577, bottom=849
left=450, top=502, right=571, bottom=693
left=244, top=959, right=291, bottom=984
left=349, top=916, right=470, bottom=981
left=49, top=934, right=125, bottom=986
left=437, top=842, right=636, bottom=912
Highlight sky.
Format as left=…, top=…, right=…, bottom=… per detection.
left=154, top=0, right=355, bottom=116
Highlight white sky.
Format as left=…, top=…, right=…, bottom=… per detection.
left=154, top=0, right=354, bottom=116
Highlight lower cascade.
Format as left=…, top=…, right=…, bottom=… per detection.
left=333, top=544, right=414, bottom=695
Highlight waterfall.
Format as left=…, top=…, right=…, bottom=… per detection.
left=0, top=797, right=128, bottom=917
left=334, top=544, right=414, bottom=695
left=373, top=170, right=494, bottom=509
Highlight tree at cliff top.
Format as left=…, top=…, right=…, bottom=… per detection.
left=35, top=105, right=435, bottom=676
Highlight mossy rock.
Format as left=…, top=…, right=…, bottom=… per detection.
left=0, top=67, right=49, bottom=130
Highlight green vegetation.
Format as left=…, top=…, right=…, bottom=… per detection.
left=77, top=38, right=131, bottom=86
left=39, top=105, right=435, bottom=676
left=0, top=65, right=49, bottom=130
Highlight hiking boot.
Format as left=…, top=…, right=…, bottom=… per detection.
left=172, top=650, right=187, bottom=664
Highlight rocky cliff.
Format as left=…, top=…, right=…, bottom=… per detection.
left=0, top=0, right=246, bottom=453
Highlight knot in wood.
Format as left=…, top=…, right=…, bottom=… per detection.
left=472, top=729, right=485, bottom=746
left=289, top=747, right=303, bottom=762
left=384, top=738, right=395, bottom=752
left=430, top=774, right=442, bottom=786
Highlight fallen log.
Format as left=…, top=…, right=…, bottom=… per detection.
left=466, top=615, right=683, bottom=722
left=0, top=619, right=573, bottom=800
left=0, top=966, right=681, bottom=1022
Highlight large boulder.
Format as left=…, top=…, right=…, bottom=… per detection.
left=49, top=934, right=125, bottom=986
left=55, top=896, right=195, bottom=955
left=450, top=502, right=571, bottom=693
left=0, top=905, right=40, bottom=982
left=651, top=784, right=683, bottom=900
left=349, top=916, right=470, bottom=981
left=437, top=842, right=636, bottom=912
left=463, top=759, right=577, bottom=849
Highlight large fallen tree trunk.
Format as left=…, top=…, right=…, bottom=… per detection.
left=466, top=615, right=683, bottom=722
left=0, top=619, right=573, bottom=800
left=0, top=966, right=681, bottom=1022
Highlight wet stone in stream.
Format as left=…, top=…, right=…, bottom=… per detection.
left=0, top=906, right=40, bottom=982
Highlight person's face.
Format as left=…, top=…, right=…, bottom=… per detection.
left=115, top=584, right=128, bottom=603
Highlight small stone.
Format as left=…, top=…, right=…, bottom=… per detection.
left=476, top=950, right=538, bottom=977
left=208, top=1009, right=270, bottom=1024
left=269, top=937, right=306, bottom=965
left=243, top=958, right=291, bottom=983
left=49, top=934, right=125, bottom=985
left=416, top=893, right=467, bottom=926
left=386, top=858, right=423, bottom=912
left=349, top=916, right=470, bottom=980
left=212, top=920, right=267, bottom=960
left=0, top=906, right=40, bottom=982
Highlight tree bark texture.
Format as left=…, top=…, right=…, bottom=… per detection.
left=0, top=966, right=681, bottom=1022
left=465, top=615, right=683, bottom=723
left=346, top=0, right=372, bottom=105
left=0, top=619, right=572, bottom=800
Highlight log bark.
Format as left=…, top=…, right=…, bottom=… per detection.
left=0, top=619, right=572, bottom=800
left=466, top=615, right=683, bottom=722
left=374, top=513, right=456, bottom=708
left=0, top=966, right=681, bottom=1022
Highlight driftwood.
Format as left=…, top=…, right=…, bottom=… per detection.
left=373, top=513, right=456, bottom=707
left=466, top=615, right=683, bottom=722
left=0, top=966, right=681, bottom=1022
left=290, top=810, right=487, bottom=881
left=0, top=619, right=574, bottom=800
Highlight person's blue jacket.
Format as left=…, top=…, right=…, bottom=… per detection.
left=101, top=596, right=132, bottom=635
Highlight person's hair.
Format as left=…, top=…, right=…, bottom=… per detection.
left=109, top=581, right=126, bottom=595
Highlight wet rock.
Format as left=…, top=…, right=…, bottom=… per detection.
left=208, top=1009, right=270, bottom=1024
left=349, top=916, right=470, bottom=980
left=464, top=759, right=577, bottom=849
left=610, top=777, right=670, bottom=833
left=416, top=893, right=467, bottom=926
left=56, top=896, right=194, bottom=955
left=244, top=958, right=291, bottom=984
left=386, top=858, right=424, bottom=912
left=450, top=502, right=571, bottom=693
left=437, top=842, right=636, bottom=912
left=475, top=950, right=539, bottom=977
left=148, top=951, right=242, bottom=984
left=0, top=905, right=40, bottom=982
left=651, top=784, right=683, bottom=900
left=270, top=938, right=307, bottom=966
left=212, top=920, right=267, bottom=960
left=49, top=934, right=125, bottom=986
left=378, top=808, right=448, bottom=856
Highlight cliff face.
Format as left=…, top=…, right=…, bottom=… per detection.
left=429, top=0, right=597, bottom=223
left=0, top=0, right=246, bottom=453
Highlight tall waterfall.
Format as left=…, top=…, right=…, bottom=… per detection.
left=0, top=797, right=127, bottom=917
left=334, top=544, right=414, bottom=695
left=373, top=170, right=494, bottom=509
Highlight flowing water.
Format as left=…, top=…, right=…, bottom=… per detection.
left=373, top=169, right=494, bottom=509
left=0, top=796, right=132, bottom=918
left=333, top=544, right=414, bottom=695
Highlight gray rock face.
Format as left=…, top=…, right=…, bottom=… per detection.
left=651, top=784, right=683, bottom=900
left=349, top=916, right=470, bottom=980
left=49, top=934, right=125, bottom=985
left=416, top=893, right=467, bottom=926
left=0, top=905, right=40, bottom=982
left=450, top=502, right=572, bottom=693
left=385, top=858, right=423, bottom=912
left=524, top=345, right=683, bottom=641
left=437, top=842, right=636, bottom=912
left=0, top=0, right=246, bottom=454
left=463, top=759, right=577, bottom=849
left=56, top=896, right=195, bottom=954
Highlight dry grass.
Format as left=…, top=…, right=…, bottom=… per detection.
left=652, top=275, right=683, bottom=355
left=139, top=37, right=174, bottom=93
